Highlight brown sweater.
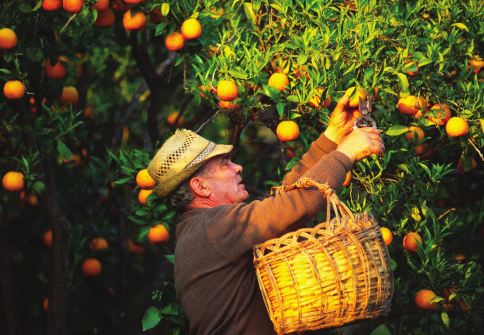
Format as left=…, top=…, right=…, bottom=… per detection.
left=175, top=134, right=353, bottom=334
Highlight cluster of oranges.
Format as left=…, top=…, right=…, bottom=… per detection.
left=1, top=27, right=24, bottom=101
left=165, top=18, right=202, bottom=52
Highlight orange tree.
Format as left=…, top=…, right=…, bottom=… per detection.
left=1, top=0, right=484, bottom=334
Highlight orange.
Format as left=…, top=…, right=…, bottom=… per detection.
left=167, top=112, right=184, bottom=126
left=44, top=57, right=67, bottom=79
left=457, top=157, right=477, bottom=174
left=406, top=60, right=420, bottom=76
left=415, top=289, right=437, bottom=310
left=42, top=0, right=62, bottom=11
left=82, top=258, right=101, bottom=276
left=415, top=142, right=432, bottom=159
left=2, top=171, right=25, bottom=191
left=149, top=7, right=164, bottom=24
left=342, top=171, right=352, bottom=187
left=138, top=189, right=153, bottom=206
left=123, top=10, right=147, bottom=31
left=468, top=56, right=484, bottom=73
left=293, top=65, right=310, bottom=81
left=84, top=106, right=93, bottom=118
left=404, top=126, right=424, bottom=144
left=43, top=230, right=53, bottom=247
left=147, top=224, right=170, bottom=246
left=309, top=88, right=331, bottom=108
left=21, top=192, right=38, bottom=206
left=94, top=8, right=115, bottom=28
left=43, top=298, right=49, bottom=312
left=89, top=237, right=108, bottom=251
left=126, top=240, right=145, bottom=254
left=91, top=0, right=109, bottom=12
left=276, top=121, right=299, bottom=142
left=345, top=87, right=367, bottom=108
left=397, top=95, right=426, bottom=116
left=165, top=31, right=185, bottom=51
left=112, top=0, right=129, bottom=13
left=218, top=100, right=238, bottom=110
left=380, top=227, right=393, bottom=246
left=403, top=232, right=422, bottom=253
left=136, top=169, right=156, bottom=190
left=268, top=73, right=289, bottom=91
left=446, top=117, right=468, bottom=137
left=442, top=286, right=459, bottom=310
left=181, top=18, right=202, bottom=40
left=0, top=28, right=17, bottom=50
left=56, top=86, right=79, bottom=106
left=63, top=0, right=85, bottom=13
left=217, top=80, right=239, bottom=101
left=3, top=80, right=25, bottom=100
left=428, top=104, right=451, bottom=125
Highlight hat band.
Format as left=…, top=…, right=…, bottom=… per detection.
left=187, top=142, right=216, bottom=168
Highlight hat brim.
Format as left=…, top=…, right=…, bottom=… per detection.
left=152, top=144, right=233, bottom=198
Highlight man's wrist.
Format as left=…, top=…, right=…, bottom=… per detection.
left=324, top=128, right=344, bottom=144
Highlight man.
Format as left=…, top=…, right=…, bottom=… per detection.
left=147, top=94, right=384, bottom=334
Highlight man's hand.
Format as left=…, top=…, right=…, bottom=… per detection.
left=324, top=94, right=358, bottom=144
left=335, top=127, right=385, bottom=163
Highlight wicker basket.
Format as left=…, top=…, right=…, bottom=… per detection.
left=253, top=178, right=393, bottom=334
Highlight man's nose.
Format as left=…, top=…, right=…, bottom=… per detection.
left=233, top=163, right=243, bottom=174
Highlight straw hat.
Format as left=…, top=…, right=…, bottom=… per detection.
left=147, top=129, right=233, bottom=198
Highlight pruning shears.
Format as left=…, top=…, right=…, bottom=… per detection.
left=353, top=95, right=378, bottom=129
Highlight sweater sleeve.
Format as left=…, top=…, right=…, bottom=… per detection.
left=282, top=133, right=338, bottom=186
left=203, top=150, right=353, bottom=261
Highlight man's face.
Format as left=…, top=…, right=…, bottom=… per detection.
left=200, top=154, right=249, bottom=206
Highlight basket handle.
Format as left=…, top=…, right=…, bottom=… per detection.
left=271, top=177, right=355, bottom=234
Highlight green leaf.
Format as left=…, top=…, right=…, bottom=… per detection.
left=386, top=125, right=408, bottom=136
left=129, top=216, right=147, bottom=225
left=56, top=140, right=72, bottom=162
left=441, top=312, right=450, bottom=329
left=262, top=85, right=282, bottom=100
left=32, top=181, right=46, bottom=196
left=296, top=53, right=309, bottom=66
left=479, top=119, right=484, bottom=132
left=286, top=95, right=299, bottom=103
left=419, top=162, right=432, bottom=178
left=32, top=0, right=43, bottom=11
left=114, top=177, right=132, bottom=185
left=165, top=254, right=175, bottom=264
left=396, top=73, right=409, bottom=93
left=142, top=307, right=162, bottom=331
left=228, top=69, right=248, bottom=79
left=390, top=258, right=397, bottom=271
left=276, top=102, right=285, bottom=118
left=452, top=23, right=468, bottom=31
left=161, top=3, right=170, bottom=16
left=155, top=21, right=168, bottom=36
left=396, top=164, right=410, bottom=174
left=175, top=56, right=185, bottom=67
left=19, top=3, right=32, bottom=13
left=243, top=3, right=256, bottom=25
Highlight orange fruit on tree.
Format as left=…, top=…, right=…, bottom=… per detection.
left=342, top=171, right=352, bottom=187
left=468, top=56, right=484, bottom=73
left=345, top=87, right=367, bottom=108
left=126, top=240, right=145, bottom=254
left=136, top=169, right=156, bottom=190
left=403, top=232, right=422, bottom=253
left=43, top=298, right=49, bottom=312
left=165, top=31, right=185, bottom=51
left=112, top=0, right=129, bottom=13
left=415, top=142, right=432, bottom=159
left=309, top=88, right=331, bottom=108
left=3, top=80, right=25, bottom=100
left=405, top=60, right=420, bottom=76
left=148, top=224, right=170, bottom=246
left=181, top=18, right=202, bottom=40
left=276, top=121, right=299, bottom=142
left=0, top=28, right=17, bottom=50
left=167, top=112, right=184, bottom=127
left=44, top=57, right=67, bottom=79
left=217, top=80, right=239, bottom=101
left=415, top=289, right=437, bottom=310
left=56, top=86, right=79, bottom=106
left=63, top=0, right=85, bottom=13
left=446, top=117, right=468, bottom=137
left=380, top=227, right=393, bottom=246
left=458, top=157, right=477, bottom=174
left=218, top=100, right=238, bottom=110
left=82, top=258, right=101, bottom=277
left=442, top=286, right=459, bottom=310
left=404, top=126, right=424, bottom=144
left=149, top=7, right=164, bottom=24
left=428, top=103, right=451, bottom=125
left=84, top=106, right=93, bottom=118
left=89, top=237, right=108, bottom=251
left=123, top=10, right=147, bottom=31
left=3, top=171, right=24, bottom=191
left=268, top=73, right=289, bottom=91
left=42, top=0, right=62, bottom=11
left=43, top=230, right=53, bottom=247
left=94, top=8, right=115, bottom=28
left=91, top=0, right=109, bottom=12
left=138, top=189, right=153, bottom=206
left=397, top=95, right=427, bottom=116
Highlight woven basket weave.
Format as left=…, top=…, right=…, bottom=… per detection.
left=253, top=178, right=393, bottom=334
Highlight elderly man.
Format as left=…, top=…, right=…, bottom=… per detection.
left=147, top=94, right=384, bottom=334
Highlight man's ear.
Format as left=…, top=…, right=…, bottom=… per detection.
left=189, top=176, right=212, bottom=198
